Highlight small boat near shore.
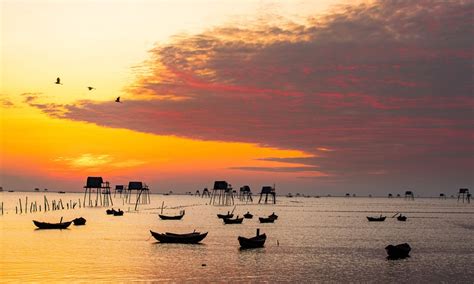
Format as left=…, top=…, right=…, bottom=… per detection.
left=158, top=210, right=185, bottom=220
left=113, top=209, right=124, bottom=216
left=268, top=212, right=278, bottom=220
left=106, top=208, right=116, bottom=215
left=159, top=210, right=185, bottom=220
left=367, top=215, right=386, bottom=222
left=72, top=217, right=86, bottom=226
left=238, top=229, right=266, bottom=249
left=385, top=243, right=411, bottom=259
left=217, top=212, right=234, bottom=219
left=33, top=219, right=72, bottom=230
left=150, top=230, right=208, bottom=244
left=243, top=212, right=253, bottom=219
left=397, top=215, right=407, bottom=221
left=259, top=217, right=275, bottom=223
left=223, top=216, right=244, bottom=224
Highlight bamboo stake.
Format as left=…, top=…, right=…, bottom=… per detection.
left=25, top=196, right=28, bottom=215
left=19, top=198, right=22, bottom=214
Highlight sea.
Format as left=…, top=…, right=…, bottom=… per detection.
left=0, top=191, right=473, bottom=282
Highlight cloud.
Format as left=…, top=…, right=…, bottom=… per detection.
left=26, top=0, right=474, bottom=189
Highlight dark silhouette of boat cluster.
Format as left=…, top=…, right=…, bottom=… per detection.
left=106, top=208, right=124, bottom=216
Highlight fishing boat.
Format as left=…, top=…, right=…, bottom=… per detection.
left=150, top=230, right=208, bottom=244
left=259, top=217, right=275, bottom=223
left=58, top=191, right=66, bottom=194
left=268, top=212, right=278, bottom=220
left=217, top=212, right=234, bottom=219
left=223, top=216, right=244, bottom=224
left=397, top=215, right=407, bottom=221
left=238, top=229, right=266, bottom=249
left=243, top=212, right=253, bottom=219
left=385, top=243, right=411, bottom=259
left=106, top=208, right=116, bottom=215
left=113, top=209, right=124, bottom=216
left=159, top=210, right=185, bottom=220
left=367, top=216, right=386, bottom=222
left=33, top=219, right=72, bottom=229
left=72, top=217, right=86, bottom=225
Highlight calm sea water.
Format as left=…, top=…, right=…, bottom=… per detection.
left=0, top=192, right=473, bottom=282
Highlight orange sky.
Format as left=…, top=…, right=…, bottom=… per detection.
left=1, top=1, right=342, bottom=192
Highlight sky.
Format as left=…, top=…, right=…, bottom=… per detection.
left=1, top=0, right=472, bottom=196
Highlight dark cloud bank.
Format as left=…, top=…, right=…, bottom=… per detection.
left=27, top=0, right=473, bottom=193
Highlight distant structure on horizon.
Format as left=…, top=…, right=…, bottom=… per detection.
left=405, top=190, right=414, bottom=200
left=258, top=185, right=276, bottom=204
left=458, top=188, right=470, bottom=203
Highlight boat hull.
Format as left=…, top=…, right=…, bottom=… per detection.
left=238, top=234, right=267, bottom=249
left=367, top=216, right=386, bottom=222
left=159, top=214, right=184, bottom=220
left=33, top=220, right=72, bottom=229
left=223, top=217, right=244, bottom=224
left=150, top=230, right=208, bottom=244
left=259, top=217, right=275, bottom=223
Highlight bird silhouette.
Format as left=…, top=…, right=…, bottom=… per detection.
left=55, top=77, right=62, bottom=85
left=115, top=97, right=121, bottom=103
left=87, top=86, right=95, bottom=91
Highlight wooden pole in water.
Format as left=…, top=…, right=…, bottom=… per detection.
left=25, top=196, right=28, bottom=215
left=19, top=198, right=22, bottom=214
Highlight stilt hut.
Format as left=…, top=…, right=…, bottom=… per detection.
left=125, top=181, right=151, bottom=205
left=388, top=193, right=393, bottom=198
left=258, top=185, right=276, bottom=204
left=195, top=190, right=201, bottom=197
left=210, top=181, right=234, bottom=206
left=405, top=190, right=414, bottom=200
left=458, top=188, right=470, bottom=203
left=83, top=177, right=113, bottom=207
left=239, top=185, right=253, bottom=202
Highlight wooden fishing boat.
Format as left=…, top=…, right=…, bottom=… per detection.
left=259, top=217, right=275, bottom=223
left=72, top=217, right=86, bottom=225
left=113, top=209, right=124, bottom=216
left=106, top=208, right=116, bottom=215
left=243, top=212, right=253, bottom=219
left=367, top=216, right=386, bottom=222
left=223, top=216, right=244, bottom=224
left=238, top=230, right=266, bottom=249
left=33, top=220, right=72, bottom=229
left=268, top=212, right=278, bottom=220
left=385, top=243, right=411, bottom=259
left=159, top=210, right=185, bottom=220
left=397, top=215, right=407, bottom=221
left=217, top=213, right=234, bottom=219
left=150, top=230, right=208, bottom=244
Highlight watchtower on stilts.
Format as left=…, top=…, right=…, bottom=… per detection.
left=83, top=177, right=113, bottom=207
left=258, top=185, right=276, bottom=204
left=201, top=188, right=210, bottom=198
left=405, top=190, right=414, bottom=200
left=114, top=185, right=124, bottom=197
left=458, top=188, right=470, bottom=203
left=210, top=181, right=234, bottom=206
left=239, top=185, right=253, bottom=202
left=125, top=181, right=151, bottom=207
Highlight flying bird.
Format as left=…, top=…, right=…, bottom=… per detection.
left=87, top=86, right=95, bottom=91
left=115, top=96, right=121, bottom=103
left=55, top=77, right=62, bottom=85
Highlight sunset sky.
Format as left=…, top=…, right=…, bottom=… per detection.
left=1, top=0, right=472, bottom=195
